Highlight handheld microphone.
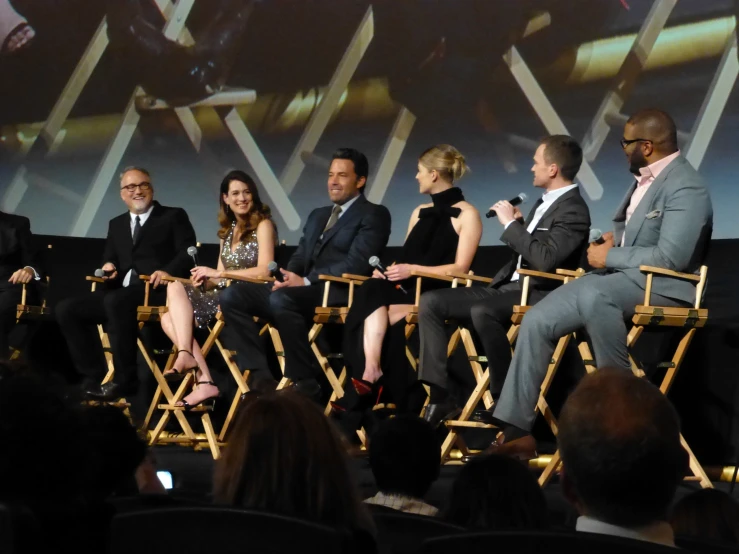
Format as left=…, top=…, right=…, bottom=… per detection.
left=187, top=246, right=205, bottom=293
left=368, top=256, right=408, bottom=295
left=268, top=261, right=285, bottom=282
left=486, top=192, right=528, bottom=219
left=589, top=228, right=606, bottom=245
left=94, top=268, right=115, bottom=278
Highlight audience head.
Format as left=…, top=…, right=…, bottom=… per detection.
left=218, top=169, right=272, bottom=239
left=444, top=454, right=549, bottom=530
left=80, top=405, right=148, bottom=500
left=119, top=166, right=154, bottom=214
left=558, top=369, right=687, bottom=527
left=623, top=109, right=679, bottom=174
left=328, top=148, right=368, bottom=204
left=671, top=489, right=739, bottom=545
left=417, top=144, right=469, bottom=194
left=213, top=391, right=371, bottom=532
left=368, top=415, right=440, bottom=499
left=532, top=135, right=582, bottom=188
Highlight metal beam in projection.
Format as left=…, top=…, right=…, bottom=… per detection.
left=367, top=107, right=416, bottom=205
left=582, top=0, right=677, bottom=163
left=504, top=46, right=603, bottom=200
left=279, top=6, right=375, bottom=194
left=685, top=29, right=739, bottom=169
left=70, top=0, right=196, bottom=237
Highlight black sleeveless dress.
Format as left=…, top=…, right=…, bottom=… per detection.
left=343, top=187, right=465, bottom=406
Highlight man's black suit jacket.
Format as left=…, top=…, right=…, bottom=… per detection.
left=0, top=212, right=39, bottom=284
left=491, top=187, right=591, bottom=290
left=102, top=201, right=196, bottom=284
left=287, top=194, right=391, bottom=286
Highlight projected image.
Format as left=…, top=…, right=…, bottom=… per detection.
left=0, top=0, right=737, bottom=244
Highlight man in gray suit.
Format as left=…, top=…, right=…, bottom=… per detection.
left=488, top=109, right=713, bottom=458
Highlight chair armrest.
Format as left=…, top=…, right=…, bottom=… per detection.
left=221, top=272, right=274, bottom=284
left=446, top=272, right=493, bottom=284
left=341, top=273, right=370, bottom=282
left=318, top=275, right=356, bottom=285
left=409, top=270, right=457, bottom=283
left=556, top=268, right=585, bottom=278
left=160, top=276, right=192, bottom=284
left=86, top=276, right=105, bottom=283
left=638, top=265, right=701, bottom=282
left=516, top=269, right=567, bottom=282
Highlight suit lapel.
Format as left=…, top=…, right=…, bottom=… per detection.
left=302, top=206, right=333, bottom=274
left=133, top=202, right=161, bottom=248
left=317, top=195, right=366, bottom=253
left=532, top=187, right=581, bottom=229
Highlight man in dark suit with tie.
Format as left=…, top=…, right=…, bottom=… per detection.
left=56, top=167, right=196, bottom=401
left=0, top=211, right=41, bottom=358
left=417, top=135, right=591, bottom=426
left=219, top=148, right=392, bottom=399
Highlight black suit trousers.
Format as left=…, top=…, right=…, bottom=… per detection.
left=418, top=282, right=546, bottom=399
left=55, top=284, right=166, bottom=384
left=0, top=282, right=22, bottom=357
left=219, top=282, right=328, bottom=381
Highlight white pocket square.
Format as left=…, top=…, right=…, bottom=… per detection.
left=645, top=210, right=662, bottom=219
left=535, top=227, right=549, bottom=231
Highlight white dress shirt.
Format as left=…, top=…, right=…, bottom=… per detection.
left=576, top=516, right=676, bottom=548
left=302, top=193, right=362, bottom=286
left=122, top=205, right=154, bottom=287
left=508, top=184, right=579, bottom=282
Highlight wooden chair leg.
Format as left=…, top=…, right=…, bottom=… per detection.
left=219, top=370, right=250, bottom=442
left=202, top=412, right=221, bottom=460
left=538, top=450, right=562, bottom=487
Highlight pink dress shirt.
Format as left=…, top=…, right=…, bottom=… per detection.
left=621, top=150, right=681, bottom=245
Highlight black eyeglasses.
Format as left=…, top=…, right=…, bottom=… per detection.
left=620, top=138, right=652, bottom=149
left=121, top=182, right=151, bottom=193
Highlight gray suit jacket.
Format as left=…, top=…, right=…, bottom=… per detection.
left=606, top=155, right=713, bottom=304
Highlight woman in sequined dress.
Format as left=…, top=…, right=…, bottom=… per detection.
left=159, top=170, right=276, bottom=409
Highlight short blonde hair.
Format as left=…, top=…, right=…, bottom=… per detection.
left=419, top=144, right=469, bottom=184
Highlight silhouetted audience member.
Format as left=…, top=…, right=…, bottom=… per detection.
left=443, top=454, right=549, bottom=530
left=559, top=369, right=688, bottom=547
left=671, top=489, right=739, bottom=546
left=365, top=415, right=440, bottom=516
left=213, top=391, right=374, bottom=542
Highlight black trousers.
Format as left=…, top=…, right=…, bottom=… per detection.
left=55, top=284, right=165, bottom=385
left=219, top=282, right=341, bottom=381
left=417, top=282, right=547, bottom=400
left=0, top=282, right=22, bottom=358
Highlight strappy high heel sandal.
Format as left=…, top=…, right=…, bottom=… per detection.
left=178, top=380, right=220, bottom=412
left=163, top=349, right=199, bottom=381
left=330, top=378, right=383, bottom=415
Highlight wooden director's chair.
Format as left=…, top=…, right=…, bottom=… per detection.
left=440, top=268, right=585, bottom=464
left=10, top=246, right=53, bottom=361
left=539, top=265, right=712, bottom=488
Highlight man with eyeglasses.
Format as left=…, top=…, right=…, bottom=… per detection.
left=483, top=108, right=713, bottom=459
left=56, top=166, right=196, bottom=401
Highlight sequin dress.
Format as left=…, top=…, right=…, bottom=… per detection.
left=186, top=225, right=260, bottom=327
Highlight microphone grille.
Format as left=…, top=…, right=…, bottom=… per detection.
left=268, top=261, right=278, bottom=272
left=94, top=269, right=103, bottom=278
left=518, top=192, right=528, bottom=203
left=589, top=228, right=603, bottom=242
left=368, top=256, right=380, bottom=267
left=187, top=246, right=198, bottom=256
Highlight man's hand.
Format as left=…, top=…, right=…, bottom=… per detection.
left=8, top=267, right=34, bottom=285
left=101, top=262, right=118, bottom=281
left=384, top=263, right=413, bottom=282
left=587, top=235, right=615, bottom=269
left=272, top=269, right=306, bottom=290
left=490, top=200, right=516, bottom=227
left=149, top=270, right=172, bottom=288
left=513, top=206, right=524, bottom=222
left=371, top=268, right=386, bottom=279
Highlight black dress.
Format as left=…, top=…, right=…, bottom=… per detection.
left=343, top=186, right=465, bottom=408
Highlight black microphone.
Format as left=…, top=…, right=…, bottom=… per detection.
left=486, top=192, right=528, bottom=218
left=589, top=228, right=606, bottom=245
left=187, top=246, right=205, bottom=293
left=94, top=268, right=115, bottom=278
left=368, top=256, right=408, bottom=295
left=268, top=261, right=285, bottom=282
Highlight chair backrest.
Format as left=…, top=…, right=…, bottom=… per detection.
left=370, top=508, right=464, bottom=554
left=420, top=530, right=686, bottom=554
left=109, top=506, right=356, bottom=554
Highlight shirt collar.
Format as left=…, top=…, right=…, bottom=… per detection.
left=130, top=203, right=155, bottom=223
left=576, top=516, right=675, bottom=547
left=637, top=150, right=681, bottom=187
left=541, top=183, right=578, bottom=204
left=334, top=193, right=360, bottom=214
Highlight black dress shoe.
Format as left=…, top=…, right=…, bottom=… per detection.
left=423, top=402, right=461, bottom=428
left=85, top=381, right=138, bottom=402
left=471, top=409, right=504, bottom=426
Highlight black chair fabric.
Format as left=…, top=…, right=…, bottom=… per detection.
left=108, top=506, right=357, bottom=554
left=0, top=503, right=41, bottom=554
left=420, top=530, right=691, bottom=554
left=370, top=508, right=464, bottom=554
left=676, top=535, right=738, bottom=554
